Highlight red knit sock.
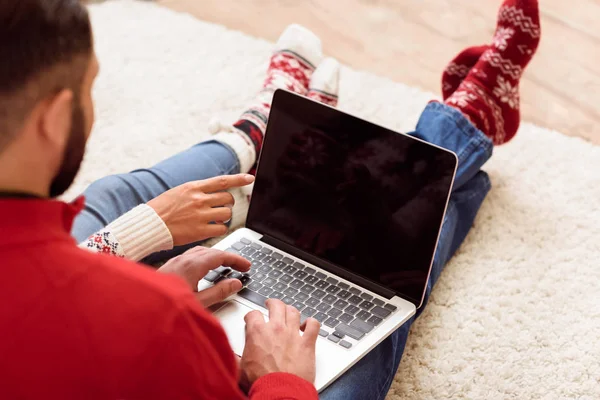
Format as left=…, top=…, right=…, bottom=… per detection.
left=233, top=24, right=323, bottom=168
left=445, top=0, right=540, bottom=145
left=442, top=45, right=489, bottom=100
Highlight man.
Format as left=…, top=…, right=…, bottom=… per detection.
left=0, top=0, right=540, bottom=398
left=0, top=1, right=321, bottom=399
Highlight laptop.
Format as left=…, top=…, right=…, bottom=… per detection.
left=198, top=89, right=458, bottom=392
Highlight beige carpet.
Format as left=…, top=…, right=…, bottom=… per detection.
left=78, top=1, right=600, bottom=398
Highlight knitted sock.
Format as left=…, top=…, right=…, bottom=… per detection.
left=441, top=45, right=489, bottom=100
left=243, top=57, right=340, bottom=177
left=239, top=57, right=340, bottom=201
left=233, top=25, right=323, bottom=172
left=306, top=57, right=340, bottom=107
left=445, top=0, right=540, bottom=145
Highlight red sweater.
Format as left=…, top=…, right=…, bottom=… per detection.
left=0, top=198, right=318, bottom=400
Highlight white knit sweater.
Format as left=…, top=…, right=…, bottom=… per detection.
left=79, top=204, right=173, bottom=262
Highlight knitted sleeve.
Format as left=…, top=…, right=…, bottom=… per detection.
left=79, top=204, right=173, bottom=262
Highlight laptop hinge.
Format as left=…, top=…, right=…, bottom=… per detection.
left=259, top=234, right=396, bottom=299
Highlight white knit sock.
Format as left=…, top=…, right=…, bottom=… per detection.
left=306, top=57, right=340, bottom=107
left=212, top=24, right=324, bottom=173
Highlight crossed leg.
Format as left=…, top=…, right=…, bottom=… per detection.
left=323, top=0, right=539, bottom=395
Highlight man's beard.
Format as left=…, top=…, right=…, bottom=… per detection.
left=49, top=102, right=87, bottom=198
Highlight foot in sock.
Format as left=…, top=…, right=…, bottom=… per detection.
left=442, top=45, right=489, bottom=100
left=235, top=24, right=323, bottom=150
left=307, top=57, right=340, bottom=107
left=212, top=24, right=322, bottom=174
left=212, top=25, right=340, bottom=175
left=445, top=0, right=540, bottom=145
left=241, top=57, right=340, bottom=176
left=226, top=53, right=339, bottom=204
left=233, top=24, right=322, bottom=171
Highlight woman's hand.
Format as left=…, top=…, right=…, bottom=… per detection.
left=148, top=174, right=254, bottom=246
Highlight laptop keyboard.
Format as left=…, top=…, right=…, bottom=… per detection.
left=203, top=238, right=398, bottom=349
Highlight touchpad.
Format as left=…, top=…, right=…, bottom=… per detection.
left=213, top=300, right=254, bottom=356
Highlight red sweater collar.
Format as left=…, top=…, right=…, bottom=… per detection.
left=0, top=196, right=85, bottom=245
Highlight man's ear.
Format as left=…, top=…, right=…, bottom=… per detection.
left=39, top=89, right=74, bottom=148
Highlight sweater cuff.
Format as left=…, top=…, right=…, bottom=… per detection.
left=106, top=204, right=173, bottom=262
left=249, top=372, right=318, bottom=400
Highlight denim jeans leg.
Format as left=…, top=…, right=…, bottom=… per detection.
left=320, top=102, right=493, bottom=399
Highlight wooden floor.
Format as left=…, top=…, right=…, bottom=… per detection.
left=158, top=0, right=600, bottom=144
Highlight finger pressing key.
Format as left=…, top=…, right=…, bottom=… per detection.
left=286, top=305, right=301, bottom=330
left=301, top=318, right=320, bottom=346
left=266, top=299, right=286, bottom=323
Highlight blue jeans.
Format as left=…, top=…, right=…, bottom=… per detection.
left=72, top=141, right=242, bottom=264
left=72, top=102, right=493, bottom=399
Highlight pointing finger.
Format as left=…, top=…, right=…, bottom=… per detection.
left=194, top=174, right=254, bottom=193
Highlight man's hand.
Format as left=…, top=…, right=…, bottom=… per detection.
left=148, top=174, right=255, bottom=246
left=158, top=247, right=250, bottom=307
left=241, top=299, right=320, bottom=386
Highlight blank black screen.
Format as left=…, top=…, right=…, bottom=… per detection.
left=247, top=91, right=457, bottom=305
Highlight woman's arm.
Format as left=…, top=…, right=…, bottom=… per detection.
left=79, top=204, right=173, bottom=261
left=79, top=175, right=253, bottom=262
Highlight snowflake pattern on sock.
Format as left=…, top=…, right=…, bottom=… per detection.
left=448, top=91, right=477, bottom=108
left=493, top=27, right=515, bottom=51
left=445, top=0, right=540, bottom=144
left=493, top=76, right=520, bottom=109
left=235, top=50, right=317, bottom=169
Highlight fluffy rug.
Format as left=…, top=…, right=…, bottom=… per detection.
left=78, top=1, right=600, bottom=398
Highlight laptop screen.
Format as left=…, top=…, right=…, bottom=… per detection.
left=247, top=90, right=457, bottom=306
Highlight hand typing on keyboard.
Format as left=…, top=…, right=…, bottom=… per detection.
left=158, top=246, right=250, bottom=307
left=241, top=299, right=321, bottom=387
left=210, top=238, right=400, bottom=350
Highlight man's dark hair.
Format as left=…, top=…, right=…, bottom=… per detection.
left=0, top=0, right=92, bottom=152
